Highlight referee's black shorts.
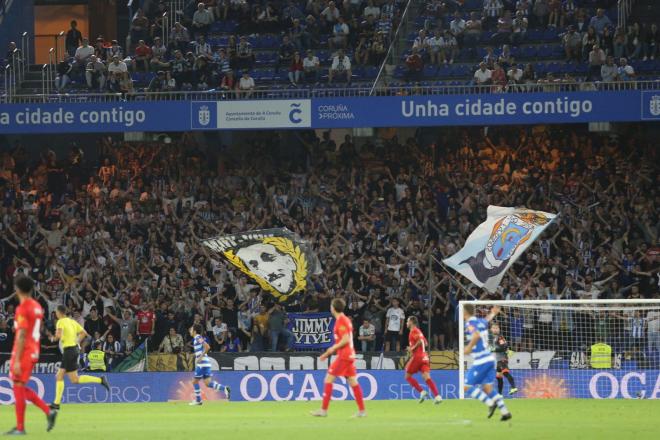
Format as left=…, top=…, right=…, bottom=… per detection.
left=61, top=346, right=80, bottom=372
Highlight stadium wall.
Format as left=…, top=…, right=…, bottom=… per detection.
left=1, top=91, right=659, bottom=134
left=1, top=369, right=659, bottom=404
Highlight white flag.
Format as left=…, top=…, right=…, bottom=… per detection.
left=443, top=206, right=557, bottom=293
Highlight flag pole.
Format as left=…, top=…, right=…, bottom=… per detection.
left=437, top=259, right=478, bottom=300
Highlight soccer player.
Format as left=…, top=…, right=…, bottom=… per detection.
left=49, top=305, right=110, bottom=410
left=189, top=324, right=231, bottom=405
left=6, top=276, right=58, bottom=435
left=311, top=298, right=366, bottom=418
left=463, top=304, right=512, bottom=421
left=490, top=323, right=518, bottom=395
left=404, top=316, right=442, bottom=404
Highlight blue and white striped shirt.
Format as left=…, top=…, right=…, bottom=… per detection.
left=465, top=317, right=495, bottom=365
left=193, top=334, right=212, bottom=367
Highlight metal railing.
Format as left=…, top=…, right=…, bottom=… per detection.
left=370, top=0, right=415, bottom=95
left=617, top=0, right=636, bottom=30
left=3, top=80, right=659, bottom=104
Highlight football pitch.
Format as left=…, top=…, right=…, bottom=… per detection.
left=1, top=399, right=656, bottom=440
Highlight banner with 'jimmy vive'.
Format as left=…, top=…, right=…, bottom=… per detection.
left=287, top=312, right=335, bottom=350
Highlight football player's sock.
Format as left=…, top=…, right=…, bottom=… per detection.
left=13, top=385, right=26, bottom=431
left=406, top=376, right=423, bottom=393
left=24, top=386, right=50, bottom=415
left=504, top=372, right=516, bottom=388
left=79, top=375, right=102, bottom=384
left=208, top=381, right=224, bottom=391
left=467, top=386, right=493, bottom=407
left=425, top=378, right=439, bottom=398
left=351, top=385, right=365, bottom=412
left=54, top=380, right=65, bottom=405
left=487, top=389, right=510, bottom=415
left=321, top=383, right=333, bottom=410
left=193, top=383, right=202, bottom=403
left=497, top=377, right=504, bottom=394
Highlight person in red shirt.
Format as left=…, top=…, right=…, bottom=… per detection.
left=311, top=298, right=366, bottom=418
left=137, top=303, right=156, bottom=342
left=7, top=276, right=58, bottom=435
left=405, top=316, right=442, bottom=404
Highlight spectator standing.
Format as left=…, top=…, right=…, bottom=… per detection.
left=236, top=36, right=255, bottom=70
left=587, top=44, right=606, bottom=81
left=65, top=20, right=83, bottom=57
left=464, top=12, right=483, bottom=48
left=385, top=298, right=405, bottom=351
left=511, top=10, right=528, bottom=46
left=358, top=318, right=376, bottom=352
left=268, top=303, right=293, bottom=351
left=136, top=304, right=156, bottom=343
left=329, top=16, right=349, bottom=50
left=131, top=9, right=150, bottom=44
left=211, top=317, right=228, bottom=350
left=134, top=40, right=152, bottom=72
left=563, top=25, right=582, bottom=62
left=449, top=11, right=466, bottom=46
left=151, top=37, right=169, bottom=70
left=103, top=334, right=122, bottom=370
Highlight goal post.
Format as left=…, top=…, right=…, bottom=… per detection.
left=458, top=299, right=660, bottom=399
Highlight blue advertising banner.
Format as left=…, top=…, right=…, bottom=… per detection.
left=286, top=313, right=335, bottom=350
left=1, top=369, right=659, bottom=404
left=0, top=90, right=656, bottom=134
left=313, top=91, right=643, bottom=128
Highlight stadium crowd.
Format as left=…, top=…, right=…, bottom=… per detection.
left=0, top=124, right=658, bottom=365
left=39, top=0, right=658, bottom=94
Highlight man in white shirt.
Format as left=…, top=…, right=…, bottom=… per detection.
left=212, top=317, right=228, bottom=350
left=328, top=49, right=352, bottom=84
left=192, top=2, right=214, bottom=38
left=321, top=1, right=340, bottom=25
left=303, top=50, right=320, bottom=83
left=474, top=62, right=492, bottom=85
left=74, top=38, right=94, bottom=73
left=449, top=11, right=466, bottom=44
left=358, top=318, right=376, bottom=352
left=508, top=64, right=524, bottom=85
left=385, top=298, right=405, bottom=351
left=238, top=71, right=255, bottom=97
left=363, top=0, right=380, bottom=18
left=107, top=55, right=128, bottom=75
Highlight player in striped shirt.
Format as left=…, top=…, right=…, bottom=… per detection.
left=189, top=324, right=231, bottom=405
left=463, top=304, right=511, bottom=421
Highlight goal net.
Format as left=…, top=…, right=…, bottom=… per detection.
left=458, top=300, right=660, bottom=399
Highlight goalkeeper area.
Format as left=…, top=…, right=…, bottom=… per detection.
left=1, top=400, right=656, bottom=440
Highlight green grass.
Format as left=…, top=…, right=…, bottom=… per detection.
left=1, top=400, right=656, bottom=440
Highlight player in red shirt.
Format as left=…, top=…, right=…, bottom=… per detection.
left=6, top=276, right=58, bottom=435
left=311, top=298, right=366, bottom=418
left=405, top=316, right=442, bottom=404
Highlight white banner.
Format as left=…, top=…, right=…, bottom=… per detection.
left=443, top=206, right=557, bottom=292
left=217, top=99, right=311, bottom=129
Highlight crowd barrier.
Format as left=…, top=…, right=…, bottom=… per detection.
left=1, top=369, right=659, bottom=404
